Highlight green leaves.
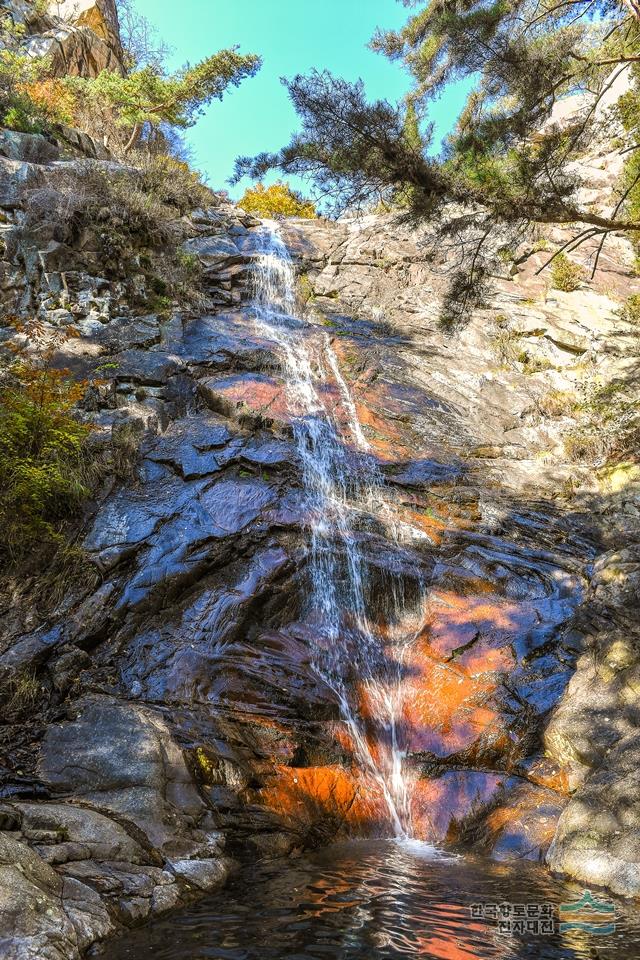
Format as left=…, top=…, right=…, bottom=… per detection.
left=0, top=362, right=91, bottom=559
left=65, top=48, right=261, bottom=147
left=177, top=48, right=262, bottom=116
left=0, top=45, right=49, bottom=132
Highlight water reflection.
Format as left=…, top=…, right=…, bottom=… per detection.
left=103, top=840, right=640, bottom=960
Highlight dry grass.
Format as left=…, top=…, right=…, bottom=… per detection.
left=536, top=389, right=577, bottom=418
left=24, top=156, right=212, bottom=312
left=1, top=669, right=41, bottom=722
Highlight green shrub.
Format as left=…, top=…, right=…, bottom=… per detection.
left=517, top=349, right=553, bottom=373
left=531, top=237, right=551, bottom=253
left=492, top=328, right=522, bottom=364
left=136, top=154, right=214, bottom=214
left=0, top=331, right=93, bottom=562
left=571, top=378, right=640, bottom=465
left=65, top=48, right=261, bottom=155
left=563, top=428, right=608, bottom=463
left=550, top=254, right=585, bottom=292
left=0, top=16, right=75, bottom=133
left=297, top=273, right=315, bottom=304
left=620, top=293, right=640, bottom=324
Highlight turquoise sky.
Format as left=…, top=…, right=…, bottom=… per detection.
left=131, top=0, right=472, bottom=199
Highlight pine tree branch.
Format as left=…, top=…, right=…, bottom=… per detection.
left=621, top=0, right=640, bottom=21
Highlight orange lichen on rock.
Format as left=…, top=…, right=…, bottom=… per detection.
left=201, top=373, right=291, bottom=426
left=403, top=665, right=503, bottom=758
left=400, top=506, right=449, bottom=544
left=521, top=757, right=570, bottom=795
left=356, top=401, right=405, bottom=440
left=259, top=765, right=389, bottom=836
left=424, top=590, right=526, bottom=664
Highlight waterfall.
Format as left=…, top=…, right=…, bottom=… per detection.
left=251, top=223, right=422, bottom=838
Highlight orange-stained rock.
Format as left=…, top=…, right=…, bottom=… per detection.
left=518, top=756, right=570, bottom=795
left=395, top=506, right=449, bottom=545
left=423, top=590, right=531, bottom=663
left=258, top=765, right=389, bottom=840
left=368, top=434, right=413, bottom=462
left=199, top=373, right=291, bottom=429
left=401, top=646, right=504, bottom=759
left=355, top=399, right=406, bottom=446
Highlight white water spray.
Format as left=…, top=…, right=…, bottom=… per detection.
left=251, top=223, right=423, bottom=838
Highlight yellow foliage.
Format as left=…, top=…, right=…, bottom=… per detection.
left=194, top=746, right=217, bottom=783
left=21, top=78, right=76, bottom=126
left=239, top=181, right=316, bottom=219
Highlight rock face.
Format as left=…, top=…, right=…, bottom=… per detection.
left=544, top=547, right=640, bottom=896
left=1, top=24, right=640, bottom=958
left=24, top=0, right=125, bottom=78
left=0, top=142, right=639, bottom=957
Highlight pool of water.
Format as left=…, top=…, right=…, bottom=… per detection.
left=102, top=839, right=640, bottom=960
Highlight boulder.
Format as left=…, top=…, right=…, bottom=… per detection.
left=0, top=130, right=59, bottom=165
left=168, top=858, right=229, bottom=892
left=51, top=1, right=121, bottom=51
left=547, top=732, right=640, bottom=897
left=0, top=833, right=99, bottom=960
left=38, top=696, right=207, bottom=855
left=467, top=782, right=568, bottom=862
left=15, top=802, right=147, bottom=865
left=27, top=1, right=124, bottom=79
left=26, top=25, right=123, bottom=78
left=592, top=546, right=640, bottom=612
left=545, top=645, right=640, bottom=788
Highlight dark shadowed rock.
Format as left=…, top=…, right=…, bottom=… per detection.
left=0, top=130, right=59, bottom=164
left=181, top=312, right=279, bottom=371
left=184, top=235, right=243, bottom=262
left=109, top=350, right=184, bottom=384
left=384, top=458, right=463, bottom=488
left=145, top=414, right=236, bottom=479
left=119, top=545, right=293, bottom=703
left=39, top=696, right=209, bottom=855
left=460, top=781, right=568, bottom=862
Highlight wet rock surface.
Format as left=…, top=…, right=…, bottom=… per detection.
left=1, top=85, right=640, bottom=960
left=279, top=210, right=640, bottom=894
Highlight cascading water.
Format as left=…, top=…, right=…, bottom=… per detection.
left=250, top=223, right=425, bottom=838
